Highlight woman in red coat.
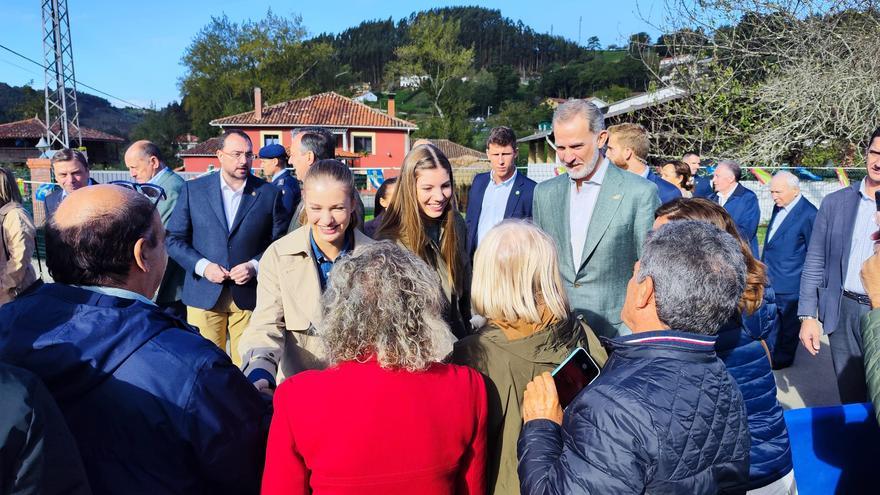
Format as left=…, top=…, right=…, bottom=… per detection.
left=262, top=241, right=487, bottom=495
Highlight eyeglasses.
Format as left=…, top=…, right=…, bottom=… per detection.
left=219, top=150, right=256, bottom=161
left=109, top=181, right=167, bottom=210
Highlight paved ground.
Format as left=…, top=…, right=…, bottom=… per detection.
left=774, top=334, right=841, bottom=410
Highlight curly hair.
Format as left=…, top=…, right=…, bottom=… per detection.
left=655, top=198, right=767, bottom=315
left=318, top=241, right=455, bottom=371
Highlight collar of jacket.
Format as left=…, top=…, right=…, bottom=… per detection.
left=602, top=329, right=717, bottom=354
left=276, top=224, right=371, bottom=257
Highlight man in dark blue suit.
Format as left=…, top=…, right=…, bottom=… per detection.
left=465, top=126, right=536, bottom=255
left=44, top=149, right=97, bottom=218
left=606, top=123, right=681, bottom=204
left=684, top=152, right=713, bottom=198
left=167, top=130, right=290, bottom=365
left=710, top=160, right=760, bottom=256
left=762, top=171, right=817, bottom=369
left=258, top=143, right=301, bottom=223
left=799, top=128, right=880, bottom=404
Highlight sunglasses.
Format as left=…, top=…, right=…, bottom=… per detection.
left=109, top=181, right=167, bottom=210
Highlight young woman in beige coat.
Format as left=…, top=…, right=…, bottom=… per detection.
left=238, top=160, right=373, bottom=394
left=0, top=167, right=38, bottom=307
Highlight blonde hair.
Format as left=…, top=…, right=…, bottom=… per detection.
left=607, top=123, right=649, bottom=160
left=298, top=159, right=362, bottom=232
left=472, top=220, right=569, bottom=324
left=376, top=144, right=465, bottom=292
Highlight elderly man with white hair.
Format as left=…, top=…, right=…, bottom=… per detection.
left=711, top=160, right=761, bottom=255
left=763, top=171, right=818, bottom=369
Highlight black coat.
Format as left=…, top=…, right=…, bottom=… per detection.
left=517, top=330, right=751, bottom=494
left=0, top=362, right=91, bottom=494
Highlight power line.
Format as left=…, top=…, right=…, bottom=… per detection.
left=0, top=42, right=148, bottom=110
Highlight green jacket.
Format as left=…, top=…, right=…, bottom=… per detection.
left=532, top=160, right=659, bottom=338
left=862, top=309, right=880, bottom=424
left=451, top=316, right=606, bottom=495
left=153, top=169, right=186, bottom=304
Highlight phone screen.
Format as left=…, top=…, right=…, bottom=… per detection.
left=551, top=347, right=601, bottom=409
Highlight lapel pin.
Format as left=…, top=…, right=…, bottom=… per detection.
left=612, top=194, right=622, bottom=200
left=251, top=191, right=256, bottom=196
left=515, top=190, right=521, bottom=196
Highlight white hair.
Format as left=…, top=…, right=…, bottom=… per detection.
left=552, top=99, right=605, bottom=133
left=773, top=170, right=800, bottom=189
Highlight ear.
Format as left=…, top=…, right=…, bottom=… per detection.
left=635, top=274, right=655, bottom=310
left=133, top=238, right=151, bottom=273
left=306, top=151, right=316, bottom=166
left=150, top=155, right=161, bottom=170
left=597, top=130, right=609, bottom=148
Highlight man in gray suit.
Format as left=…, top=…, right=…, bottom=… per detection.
left=125, top=140, right=187, bottom=318
left=799, top=127, right=880, bottom=403
left=533, top=100, right=660, bottom=337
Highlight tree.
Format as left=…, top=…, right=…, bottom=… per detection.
left=129, top=103, right=192, bottom=167
left=586, top=36, right=601, bottom=51
left=386, top=13, right=474, bottom=118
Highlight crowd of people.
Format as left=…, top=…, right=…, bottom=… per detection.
left=4, top=98, right=880, bottom=494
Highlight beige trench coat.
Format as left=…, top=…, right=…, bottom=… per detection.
left=0, top=203, right=37, bottom=307
left=238, top=225, right=374, bottom=385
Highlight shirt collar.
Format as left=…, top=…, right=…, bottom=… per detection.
left=272, top=169, right=289, bottom=182
left=147, top=166, right=169, bottom=185
left=637, top=166, right=649, bottom=178
left=859, top=179, right=874, bottom=202
left=782, top=193, right=802, bottom=212
left=73, top=285, right=157, bottom=306
left=570, top=157, right=609, bottom=186
left=309, top=229, right=353, bottom=263
left=489, top=170, right=517, bottom=187
left=220, top=173, right=244, bottom=195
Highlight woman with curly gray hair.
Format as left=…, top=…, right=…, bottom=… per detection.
left=262, top=241, right=488, bottom=495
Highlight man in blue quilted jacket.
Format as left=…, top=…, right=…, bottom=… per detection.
left=0, top=184, right=269, bottom=494
left=518, top=220, right=751, bottom=494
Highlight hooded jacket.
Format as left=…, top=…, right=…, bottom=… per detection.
left=517, top=330, right=750, bottom=495
left=0, top=284, right=270, bottom=495
left=452, top=316, right=606, bottom=495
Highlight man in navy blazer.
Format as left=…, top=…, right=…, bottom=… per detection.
left=465, top=126, right=536, bottom=255
left=44, top=149, right=96, bottom=219
left=799, top=128, right=880, bottom=404
left=762, top=171, right=817, bottom=369
left=167, top=130, right=290, bottom=365
left=606, top=123, right=681, bottom=204
left=710, top=160, right=760, bottom=256
left=684, top=152, right=713, bottom=198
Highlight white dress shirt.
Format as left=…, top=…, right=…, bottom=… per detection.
left=194, top=174, right=259, bottom=277
left=766, top=194, right=802, bottom=242
left=570, top=158, right=609, bottom=268
left=476, top=171, right=517, bottom=244
left=147, top=166, right=170, bottom=185
left=843, top=180, right=877, bottom=294
left=717, top=188, right=734, bottom=207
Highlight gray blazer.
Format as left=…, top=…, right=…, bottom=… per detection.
left=153, top=168, right=186, bottom=305
left=533, top=161, right=659, bottom=337
left=798, top=183, right=861, bottom=334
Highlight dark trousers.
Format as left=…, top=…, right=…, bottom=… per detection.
left=771, top=292, right=801, bottom=369
left=829, top=294, right=870, bottom=404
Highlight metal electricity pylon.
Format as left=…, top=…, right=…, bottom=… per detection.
left=42, top=0, right=82, bottom=150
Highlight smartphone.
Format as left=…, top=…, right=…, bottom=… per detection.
left=551, top=347, right=601, bottom=409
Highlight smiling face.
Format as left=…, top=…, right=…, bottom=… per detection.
left=712, top=165, right=736, bottom=195
left=305, top=177, right=354, bottom=247
left=553, top=117, right=607, bottom=180
left=53, top=159, right=90, bottom=194
left=416, top=167, right=452, bottom=219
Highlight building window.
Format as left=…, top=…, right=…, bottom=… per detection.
left=352, top=132, right=375, bottom=155
left=260, top=131, right=281, bottom=147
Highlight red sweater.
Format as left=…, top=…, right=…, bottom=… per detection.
left=262, top=358, right=487, bottom=495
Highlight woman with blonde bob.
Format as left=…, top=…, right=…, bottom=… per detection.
left=0, top=167, right=38, bottom=307
left=239, top=160, right=374, bottom=394
left=376, top=143, right=471, bottom=338
left=452, top=220, right=606, bottom=495
left=262, top=241, right=487, bottom=494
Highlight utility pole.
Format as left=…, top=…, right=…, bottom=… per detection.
left=578, top=17, right=582, bottom=45
left=42, top=0, right=82, bottom=150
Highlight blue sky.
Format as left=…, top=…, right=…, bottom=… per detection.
left=0, top=0, right=662, bottom=108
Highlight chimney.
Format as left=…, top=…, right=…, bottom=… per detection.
left=254, top=87, right=262, bottom=121
left=387, top=93, right=396, bottom=118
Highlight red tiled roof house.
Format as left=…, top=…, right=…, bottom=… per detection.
left=180, top=90, right=417, bottom=173
left=0, top=117, right=124, bottom=164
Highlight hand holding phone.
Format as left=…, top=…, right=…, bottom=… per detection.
left=551, top=347, right=601, bottom=409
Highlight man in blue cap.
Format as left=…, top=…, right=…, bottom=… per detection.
left=259, top=143, right=300, bottom=222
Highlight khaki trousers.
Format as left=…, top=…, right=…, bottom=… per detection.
left=187, top=288, right=251, bottom=366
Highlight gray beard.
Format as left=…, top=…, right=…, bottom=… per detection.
left=566, top=149, right=601, bottom=180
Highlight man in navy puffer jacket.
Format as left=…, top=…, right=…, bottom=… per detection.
left=518, top=220, right=751, bottom=494
left=0, top=185, right=269, bottom=495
